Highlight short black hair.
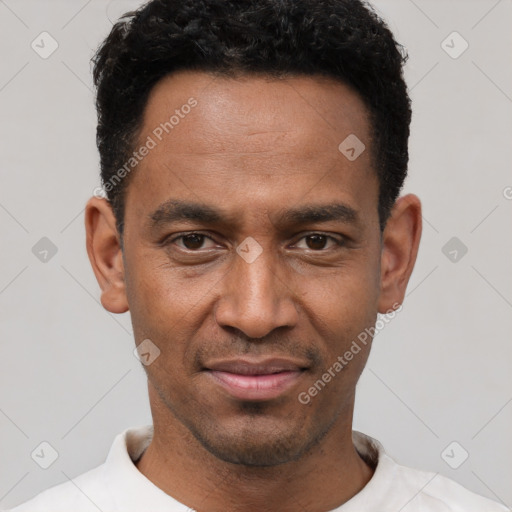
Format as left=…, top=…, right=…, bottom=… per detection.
left=92, top=0, right=411, bottom=238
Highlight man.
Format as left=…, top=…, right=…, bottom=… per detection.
left=7, top=0, right=508, bottom=511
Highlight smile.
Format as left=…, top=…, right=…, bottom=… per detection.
left=204, top=358, right=308, bottom=401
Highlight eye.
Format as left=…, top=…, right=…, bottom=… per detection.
left=172, top=233, right=218, bottom=250
left=293, top=233, right=342, bottom=250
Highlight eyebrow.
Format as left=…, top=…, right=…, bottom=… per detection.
left=277, top=203, right=359, bottom=226
left=147, top=199, right=359, bottom=230
left=148, top=200, right=224, bottom=229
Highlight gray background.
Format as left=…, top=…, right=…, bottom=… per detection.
left=1, top=0, right=511, bottom=509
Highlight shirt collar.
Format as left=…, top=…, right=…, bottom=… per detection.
left=103, top=425, right=391, bottom=511
left=103, top=424, right=189, bottom=512
left=340, top=431, right=399, bottom=511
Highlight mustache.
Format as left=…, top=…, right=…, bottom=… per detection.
left=191, top=335, right=324, bottom=370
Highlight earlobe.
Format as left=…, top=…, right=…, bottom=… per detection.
left=85, top=197, right=129, bottom=314
left=377, top=194, right=422, bottom=314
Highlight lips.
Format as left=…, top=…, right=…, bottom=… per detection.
left=204, top=358, right=307, bottom=401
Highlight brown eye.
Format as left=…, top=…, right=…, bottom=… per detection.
left=181, top=234, right=206, bottom=249
left=174, top=233, right=206, bottom=251
left=305, top=234, right=328, bottom=250
left=167, top=232, right=219, bottom=252
left=293, top=233, right=342, bottom=251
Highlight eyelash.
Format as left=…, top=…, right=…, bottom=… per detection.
left=163, top=231, right=346, bottom=251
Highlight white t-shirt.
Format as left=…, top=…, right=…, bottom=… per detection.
left=6, top=425, right=509, bottom=512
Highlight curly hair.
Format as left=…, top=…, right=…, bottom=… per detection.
left=92, top=0, right=411, bottom=236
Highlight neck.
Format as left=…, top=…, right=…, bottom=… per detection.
left=136, top=386, right=375, bottom=512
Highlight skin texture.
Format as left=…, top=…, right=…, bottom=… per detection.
left=85, top=70, right=422, bottom=512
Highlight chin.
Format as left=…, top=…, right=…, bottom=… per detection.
left=186, top=412, right=329, bottom=467
left=201, top=436, right=306, bottom=467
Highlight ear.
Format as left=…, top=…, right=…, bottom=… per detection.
left=85, top=196, right=129, bottom=314
left=377, top=194, right=422, bottom=313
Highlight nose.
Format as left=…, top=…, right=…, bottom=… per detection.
left=214, top=243, right=300, bottom=339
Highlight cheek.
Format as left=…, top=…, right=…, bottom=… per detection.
left=299, top=258, right=380, bottom=352
left=126, top=251, right=215, bottom=326
left=125, top=253, right=226, bottom=378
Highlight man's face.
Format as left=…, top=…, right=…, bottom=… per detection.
left=120, top=71, right=383, bottom=466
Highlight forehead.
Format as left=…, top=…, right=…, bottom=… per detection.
left=125, top=70, right=377, bottom=226
left=141, top=70, right=371, bottom=157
